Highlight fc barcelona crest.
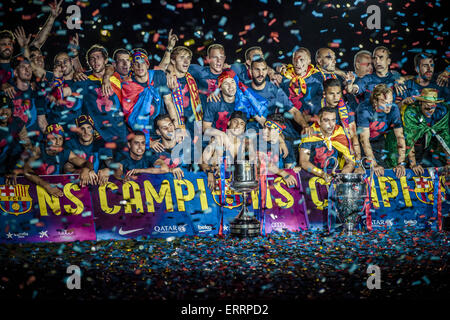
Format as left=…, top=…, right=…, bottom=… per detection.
left=0, top=185, right=33, bottom=216
left=211, top=177, right=243, bottom=209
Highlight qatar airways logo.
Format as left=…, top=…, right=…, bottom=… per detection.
left=153, top=224, right=187, bottom=233
left=372, top=219, right=394, bottom=227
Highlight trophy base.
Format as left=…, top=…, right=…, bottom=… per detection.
left=342, top=222, right=356, bottom=236
left=229, top=216, right=261, bottom=237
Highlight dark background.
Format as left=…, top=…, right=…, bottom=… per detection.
left=1, top=0, right=448, bottom=74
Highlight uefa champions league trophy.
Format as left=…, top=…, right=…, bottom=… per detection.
left=329, top=156, right=367, bottom=235
left=229, top=159, right=260, bottom=237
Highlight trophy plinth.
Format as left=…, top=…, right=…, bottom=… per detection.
left=229, top=161, right=260, bottom=238
left=334, top=173, right=366, bottom=235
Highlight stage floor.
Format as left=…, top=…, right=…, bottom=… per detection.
left=0, top=228, right=448, bottom=301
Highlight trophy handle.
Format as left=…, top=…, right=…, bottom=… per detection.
left=324, top=156, right=339, bottom=174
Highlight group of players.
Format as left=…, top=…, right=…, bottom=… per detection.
left=1, top=1, right=449, bottom=196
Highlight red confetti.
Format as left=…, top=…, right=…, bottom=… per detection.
left=105, top=142, right=117, bottom=149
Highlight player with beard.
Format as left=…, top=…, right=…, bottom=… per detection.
left=2, top=0, right=63, bottom=95
left=246, top=58, right=309, bottom=162
left=149, top=114, right=190, bottom=180
left=389, top=88, right=449, bottom=173
left=357, top=84, right=406, bottom=177
left=44, top=51, right=89, bottom=132
left=400, top=53, right=449, bottom=105
left=299, top=107, right=354, bottom=183
left=111, top=130, right=169, bottom=182
left=230, top=46, right=282, bottom=86
left=82, top=44, right=127, bottom=149
left=9, top=56, right=47, bottom=143
left=23, top=124, right=97, bottom=197
left=0, top=30, right=15, bottom=87
left=0, top=95, right=33, bottom=182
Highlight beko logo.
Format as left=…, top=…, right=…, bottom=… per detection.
left=197, top=225, right=213, bottom=233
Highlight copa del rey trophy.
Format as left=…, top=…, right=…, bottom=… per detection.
left=229, top=159, right=261, bottom=237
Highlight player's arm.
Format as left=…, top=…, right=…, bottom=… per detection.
left=299, top=147, right=332, bottom=183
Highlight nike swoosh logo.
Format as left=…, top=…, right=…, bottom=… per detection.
left=118, top=227, right=145, bottom=235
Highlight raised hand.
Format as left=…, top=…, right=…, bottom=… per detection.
left=436, top=70, right=449, bottom=87
left=13, top=26, right=31, bottom=49
left=68, top=33, right=80, bottom=57
left=49, top=0, right=63, bottom=18
left=167, top=29, right=178, bottom=50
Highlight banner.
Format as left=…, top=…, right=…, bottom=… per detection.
left=300, top=168, right=447, bottom=230
left=0, top=175, right=96, bottom=243
left=92, top=172, right=220, bottom=240
left=92, top=171, right=308, bottom=239
left=0, top=168, right=447, bottom=243
left=211, top=169, right=309, bottom=235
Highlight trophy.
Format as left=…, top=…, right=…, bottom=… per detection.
left=229, top=159, right=261, bottom=237
left=333, top=172, right=366, bottom=235
left=325, top=156, right=366, bottom=235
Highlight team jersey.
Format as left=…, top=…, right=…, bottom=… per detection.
left=82, top=76, right=127, bottom=146
left=356, top=100, right=402, bottom=141
left=33, top=143, right=72, bottom=175
left=203, top=99, right=236, bottom=132
left=65, top=137, right=112, bottom=171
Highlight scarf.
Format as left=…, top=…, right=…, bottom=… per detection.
left=281, top=64, right=319, bottom=96
left=300, top=122, right=355, bottom=168
left=171, top=72, right=202, bottom=126
left=321, top=98, right=354, bottom=153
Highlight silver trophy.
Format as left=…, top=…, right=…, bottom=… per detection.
left=325, top=157, right=367, bottom=235
left=229, top=160, right=261, bottom=237
left=334, top=172, right=366, bottom=235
